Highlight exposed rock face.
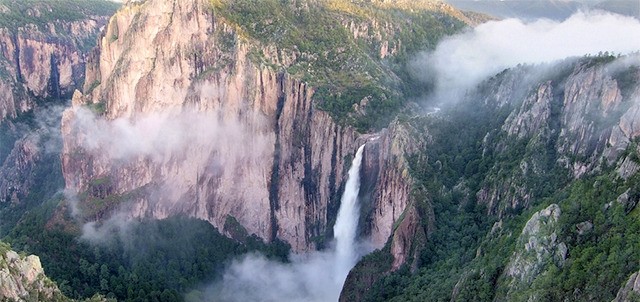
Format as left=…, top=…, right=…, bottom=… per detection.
left=61, top=0, right=416, bottom=252
left=0, top=4, right=116, bottom=204
left=614, top=271, right=640, bottom=302
left=477, top=59, right=640, bottom=216
left=0, top=14, right=112, bottom=122
left=0, top=134, right=40, bottom=203
left=499, top=204, right=567, bottom=301
left=389, top=201, right=431, bottom=271
left=617, top=188, right=639, bottom=213
left=0, top=244, right=67, bottom=302
left=360, top=121, right=435, bottom=269
left=360, top=121, right=421, bottom=248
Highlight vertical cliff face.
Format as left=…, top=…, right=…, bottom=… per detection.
left=359, top=121, right=427, bottom=256
left=61, top=0, right=424, bottom=252
left=0, top=9, right=113, bottom=122
left=0, top=3, right=118, bottom=205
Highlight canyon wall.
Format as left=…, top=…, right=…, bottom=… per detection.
left=0, top=3, right=116, bottom=204
left=61, top=0, right=418, bottom=252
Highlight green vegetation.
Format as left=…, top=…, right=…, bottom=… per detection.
left=86, top=80, right=101, bottom=94
left=343, top=57, right=640, bottom=301
left=0, top=240, right=9, bottom=255
left=613, top=64, right=640, bottom=99
left=0, top=107, right=64, bottom=237
left=87, top=101, right=107, bottom=115
left=211, top=0, right=465, bottom=131
left=6, top=211, right=290, bottom=302
left=354, top=100, right=509, bottom=301
left=0, top=0, right=120, bottom=30
left=532, top=173, right=640, bottom=301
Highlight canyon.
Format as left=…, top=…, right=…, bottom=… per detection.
left=0, top=0, right=639, bottom=301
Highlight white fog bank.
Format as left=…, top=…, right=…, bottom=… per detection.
left=412, top=11, right=640, bottom=102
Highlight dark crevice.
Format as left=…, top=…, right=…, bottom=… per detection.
left=301, top=87, right=319, bottom=242
left=268, top=71, right=286, bottom=240
left=12, top=33, right=22, bottom=83
left=324, top=127, right=341, bottom=243
left=358, top=143, right=380, bottom=238
left=47, top=54, right=61, bottom=100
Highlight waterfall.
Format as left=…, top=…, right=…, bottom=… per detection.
left=215, top=144, right=369, bottom=302
left=333, top=144, right=366, bottom=283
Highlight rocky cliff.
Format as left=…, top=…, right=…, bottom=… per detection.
left=498, top=204, right=567, bottom=301
left=476, top=58, right=640, bottom=216
left=60, top=0, right=467, bottom=252
left=615, top=271, right=640, bottom=302
left=0, top=1, right=119, bottom=205
left=0, top=1, right=116, bottom=122
left=0, top=242, right=68, bottom=302
left=340, top=54, right=640, bottom=301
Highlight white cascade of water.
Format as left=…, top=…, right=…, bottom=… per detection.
left=333, top=144, right=366, bottom=283
left=214, top=144, right=368, bottom=302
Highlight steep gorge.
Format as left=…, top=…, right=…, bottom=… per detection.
left=0, top=2, right=115, bottom=123
left=1, top=1, right=639, bottom=301
left=341, top=54, right=640, bottom=301
left=0, top=1, right=118, bottom=212
left=60, top=0, right=461, bottom=253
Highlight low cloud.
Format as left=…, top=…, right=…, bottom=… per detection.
left=65, top=105, right=273, bottom=241
left=80, top=211, right=133, bottom=243
left=201, top=241, right=374, bottom=302
left=70, top=107, right=272, bottom=164
left=412, top=11, right=640, bottom=103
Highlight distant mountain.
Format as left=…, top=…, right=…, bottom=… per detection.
left=446, top=0, right=639, bottom=20
left=594, top=0, right=640, bottom=18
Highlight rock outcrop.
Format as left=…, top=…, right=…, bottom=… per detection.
left=0, top=134, right=40, bottom=203
left=0, top=243, right=68, bottom=302
left=499, top=204, right=567, bottom=301
left=614, top=271, right=640, bottom=302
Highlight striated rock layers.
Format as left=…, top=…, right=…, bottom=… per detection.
left=0, top=4, right=116, bottom=204
left=61, top=0, right=416, bottom=252
left=0, top=8, right=112, bottom=122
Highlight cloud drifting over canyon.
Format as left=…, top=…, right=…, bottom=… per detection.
left=65, top=106, right=274, bottom=242
left=70, top=107, right=272, bottom=164
left=412, top=11, right=640, bottom=102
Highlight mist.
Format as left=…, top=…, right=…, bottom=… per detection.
left=412, top=11, right=640, bottom=103
left=65, top=105, right=273, bottom=242
left=69, top=106, right=271, bottom=164
left=200, top=145, right=370, bottom=302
